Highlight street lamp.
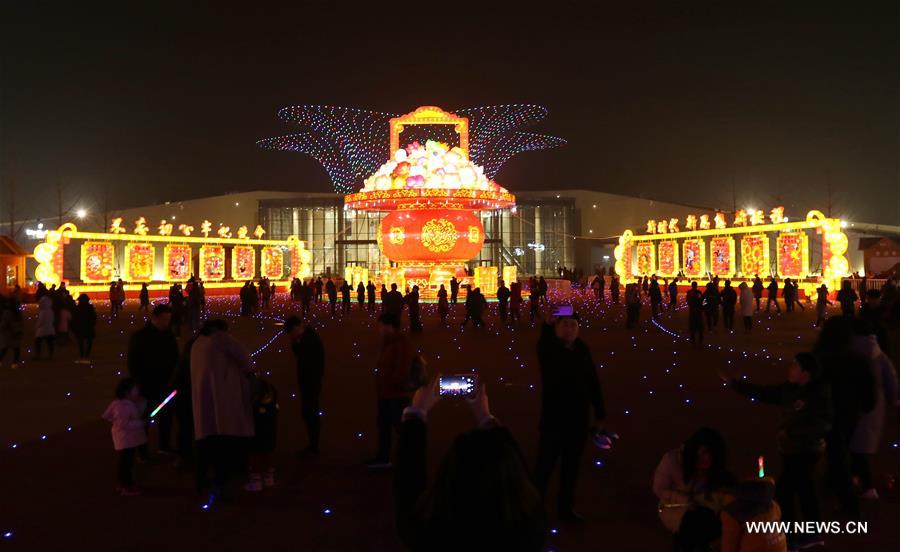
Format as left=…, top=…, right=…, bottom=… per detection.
left=76, top=208, right=87, bottom=219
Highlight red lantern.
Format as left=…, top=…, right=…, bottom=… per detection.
left=378, top=209, right=485, bottom=263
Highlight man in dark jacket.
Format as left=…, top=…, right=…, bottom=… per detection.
left=686, top=282, right=704, bottom=348
left=766, top=278, right=781, bottom=312
left=366, top=280, right=376, bottom=312
left=723, top=353, right=832, bottom=547
left=721, top=280, right=737, bottom=330
left=326, top=279, right=338, bottom=317
left=127, top=304, right=179, bottom=453
left=340, top=280, right=351, bottom=314
left=357, top=281, right=366, bottom=311
left=535, top=311, right=607, bottom=522
left=286, top=316, right=325, bottom=454
left=369, top=313, right=413, bottom=468
left=496, top=281, right=510, bottom=322
left=667, top=279, right=678, bottom=311
left=384, top=283, right=405, bottom=318
left=449, top=277, right=459, bottom=304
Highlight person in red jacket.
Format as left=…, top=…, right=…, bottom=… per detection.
left=368, top=312, right=414, bottom=469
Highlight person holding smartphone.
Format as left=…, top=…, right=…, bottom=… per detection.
left=534, top=308, right=607, bottom=523
left=394, top=379, right=546, bottom=550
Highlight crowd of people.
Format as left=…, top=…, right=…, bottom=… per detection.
left=3, top=265, right=897, bottom=551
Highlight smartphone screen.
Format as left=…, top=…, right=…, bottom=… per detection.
left=553, top=304, right=574, bottom=317
left=439, top=375, right=477, bottom=397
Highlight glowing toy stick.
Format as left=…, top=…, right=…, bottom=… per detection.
left=758, top=455, right=765, bottom=478
left=150, top=390, right=177, bottom=418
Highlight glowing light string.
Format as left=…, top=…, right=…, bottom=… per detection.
left=257, top=104, right=566, bottom=193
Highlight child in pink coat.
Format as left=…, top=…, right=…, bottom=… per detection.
left=102, top=378, right=147, bottom=496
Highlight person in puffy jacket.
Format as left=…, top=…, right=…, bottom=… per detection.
left=33, top=295, right=55, bottom=360
left=102, top=377, right=148, bottom=496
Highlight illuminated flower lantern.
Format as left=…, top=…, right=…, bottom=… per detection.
left=344, top=106, right=515, bottom=290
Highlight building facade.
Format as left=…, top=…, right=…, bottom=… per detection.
left=258, top=193, right=579, bottom=277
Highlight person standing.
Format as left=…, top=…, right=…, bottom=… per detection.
left=0, top=298, right=23, bottom=369
left=739, top=282, right=754, bottom=333
left=837, top=281, right=858, bottom=317
left=849, top=329, right=898, bottom=500
left=72, top=294, right=97, bottom=364
left=437, top=284, right=449, bottom=324
left=752, top=276, right=764, bottom=312
left=285, top=316, right=325, bottom=454
left=702, top=281, right=720, bottom=330
left=765, top=278, right=780, bottom=313
left=191, top=319, right=254, bottom=497
left=384, top=283, right=404, bottom=318
left=259, top=278, right=271, bottom=310
left=33, top=294, right=55, bottom=361
left=326, top=279, right=338, bottom=317
left=116, top=279, right=126, bottom=312
left=450, top=277, right=459, bottom=304
left=610, top=275, right=621, bottom=304
left=102, top=377, right=147, bottom=496
left=649, top=277, right=662, bottom=320
left=496, top=280, right=510, bottom=323
left=366, top=280, right=376, bottom=312
left=721, top=280, right=737, bottom=331
left=368, top=313, right=413, bottom=469
left=357, top=281, right=366, bottom=311
left=109, top=281, right=120, bottom=317
left=625, top=283, right=640, bottom=329
left=721, top=354, right=831, bottom=550
left=406, top=285, right=422, bottom=333
left=139, top=283, right=150, bottom=314
left=127, top=304, right=179, bottom=454
left=815, top=285, right=831, bottom=327
left=668, top=279, right=678, bottom=312
left=314, top=277, right=324, bottom=304
left=535, top=310, right=607, bottom=522
left=509, top=281, right=522, bottom=324
left=686, top=282, right=704, bottom=348
left=300, top=280, right=312, bottom=317
left=186, top=277, right=203, bottom=335
left=462, top=287, right=487, bottom=328
left=340, top=280, right=351, bottom=314
left=169, top=283, right=184, bottom=336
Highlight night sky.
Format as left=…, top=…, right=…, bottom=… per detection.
left=1, top=2, right=897, bottom=226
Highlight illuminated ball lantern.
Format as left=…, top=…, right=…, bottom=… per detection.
left=345, top=106, right=516, bottom=289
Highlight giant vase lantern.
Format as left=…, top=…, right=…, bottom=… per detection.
left=344, top=106, right=516, bottom=289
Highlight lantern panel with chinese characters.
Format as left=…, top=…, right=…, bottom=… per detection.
left=164, top=245, right=192, bottom=281
left=125, top=243, right=155, bottom=282
left=200, top=245, right=226, bottom=281
left=709, top=237, right=735, bottom=277
left=81, top=242, right=115, bottom=283
left=636, top=242, right=656, bottom=276
left=232, top=246, right=256, bottom=280
left=682, top=239, right=706, bottom=277
left=657, top=241, right=679, bottom=277
left=777, top=233, right=808, bottom=279
left=261, top=246, right=284, bottom=279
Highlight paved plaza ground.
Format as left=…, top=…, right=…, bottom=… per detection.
left=1, top=293, right=898, bottom=551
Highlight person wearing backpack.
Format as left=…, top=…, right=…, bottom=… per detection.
left=368, top=312, right=413, bottom=469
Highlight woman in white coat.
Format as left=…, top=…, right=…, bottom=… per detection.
left=191, top=318, right=254, bottom=497
left=850, top=333, right=898, bottom=498
left=738, top=283, right=755, bottom=334
left=33, top=295, right=56, bottom=360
